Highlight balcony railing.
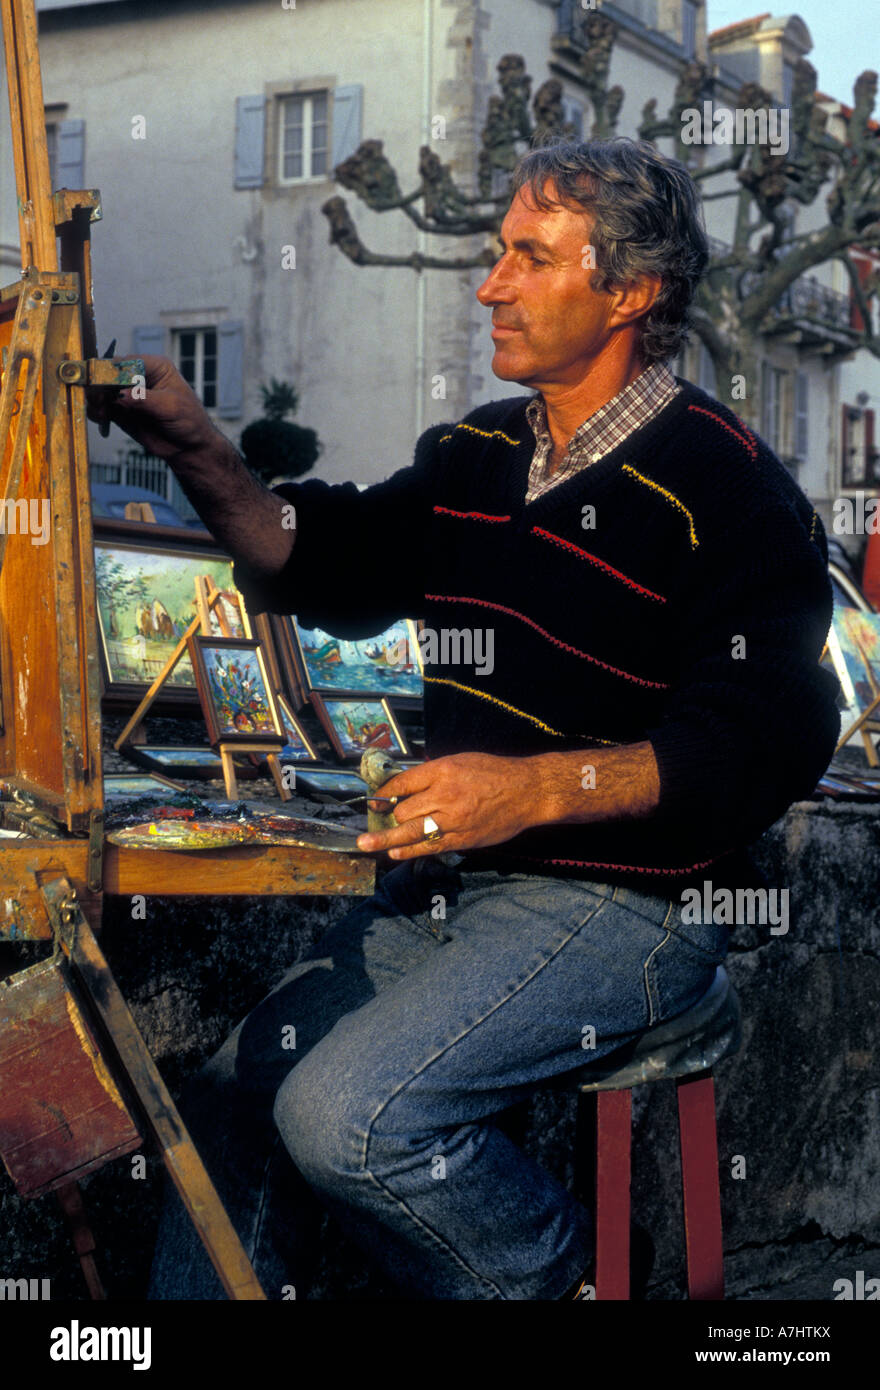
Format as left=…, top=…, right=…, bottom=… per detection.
left=706, top=238, right=853, bottom=334
left=775, top=274, right=851, bottom=330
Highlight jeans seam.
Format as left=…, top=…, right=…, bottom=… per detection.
left=354, top=893, right=611, bottom=1298
left=642, top=914, right=676, bottom=1026
left=610, top=883, right=679, bottom=931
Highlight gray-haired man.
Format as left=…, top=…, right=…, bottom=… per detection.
left=93, top=138, right=839, bottom=1300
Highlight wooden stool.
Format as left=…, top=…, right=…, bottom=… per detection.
left=571, top=966, right=741, bottom=1301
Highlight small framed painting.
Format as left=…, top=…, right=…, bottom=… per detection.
left=270, top=613, right=307, bottom=711
left=103, top=771, right=185, bottom=800
left=124, top=744, right=260, bottom=780
left=276, top=692, right=319, bottom=762
left=187, top=637, right=285, bottom=746
left=309, top=694, right=410, bottom=761
left=293, top=761, right=424, bottom=800
left=209, top=589, right=251, bottom=640
left=286, top=618, right=423, bottom=702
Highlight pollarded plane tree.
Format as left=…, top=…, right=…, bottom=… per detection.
left=321, top=15, right=880, bottom=426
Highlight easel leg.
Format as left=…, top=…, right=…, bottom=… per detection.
left=41, top=879, right=265, bottom=1300
left=55, top=1181, right=107, bottom=1301
left=220, top=747, right=238, bottom=800
left=266, top=752, right=293, bottom=802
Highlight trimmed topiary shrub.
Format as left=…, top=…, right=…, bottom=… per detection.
left=240, top=378, right=321, bottom=486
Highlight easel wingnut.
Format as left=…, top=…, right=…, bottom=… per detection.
left=58, top=356, right=145, bottom=387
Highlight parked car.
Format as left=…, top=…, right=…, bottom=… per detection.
left=90, top=483, right=202, bottom=529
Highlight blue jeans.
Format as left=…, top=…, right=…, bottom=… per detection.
left=147, top=860, right=728, bottom=1300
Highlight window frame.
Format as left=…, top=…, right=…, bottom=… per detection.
left=264, top=76, right=336, bottom=190
left=277, top=90, right=329, bottom=185
left=172, top=326, right=219, bottom=412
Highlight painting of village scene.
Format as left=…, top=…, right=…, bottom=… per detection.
left=293, top=619, right=422, bottom=699
left=94, top=541, right=251, bottom=692
left=311, top=694, right=409, bottom=760
left=190, top=639, right=282, bottom=744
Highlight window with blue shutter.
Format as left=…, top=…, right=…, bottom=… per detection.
left=217, top=322, right=245, bottom=419
left=56, top=118, right=85, bottom=189
left=132, top=324, right=165, bottom=357
left=332, top=85, right=363, bottom=169
left=235, top=95, right=266, bottom=188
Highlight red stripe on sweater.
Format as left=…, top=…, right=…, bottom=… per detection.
left=433, top=506, right=511, bottom=523
left=687, top=405, right=757, bottom=459
left=490, top=852, right=724, bottom=876
left=531, top=526, right=667, bottom=604
left=424, top=592, right=669, bottom=690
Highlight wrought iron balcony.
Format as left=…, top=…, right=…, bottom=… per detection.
left=706, top=237, right=856, bottom=346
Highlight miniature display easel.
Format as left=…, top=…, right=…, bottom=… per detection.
left=0, top=0, right=371, bottom=1299
left=114, top=574, right=293, bottom=800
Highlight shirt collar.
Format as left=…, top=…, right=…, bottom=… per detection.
left=526, top=362, right=678, bottom=460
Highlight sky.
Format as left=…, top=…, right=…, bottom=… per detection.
left=706, top=0, right=872, bottom=106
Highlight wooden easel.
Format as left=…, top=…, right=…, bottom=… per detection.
left=0, top=0, right=371, bottom=1299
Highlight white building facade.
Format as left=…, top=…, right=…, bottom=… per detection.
left=0, top=0, right=876, bottom=549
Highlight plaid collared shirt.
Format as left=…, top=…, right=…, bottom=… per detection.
left=525, top=362, right=681, bottom=502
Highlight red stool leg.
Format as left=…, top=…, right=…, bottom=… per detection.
left=676, top=1071, right=724, bottom=1300
left=594, top=1088, right=632, bottom=1300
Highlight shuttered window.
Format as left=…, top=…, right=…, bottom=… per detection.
left=133, top=323, right=243, bottom=418
left=237, top=84, right=362, bottom=189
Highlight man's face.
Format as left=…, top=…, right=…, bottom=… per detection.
left=476, top=181, right=617, bottom=389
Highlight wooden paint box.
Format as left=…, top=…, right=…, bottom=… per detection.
left=0, top=956, right=141, bottom=1198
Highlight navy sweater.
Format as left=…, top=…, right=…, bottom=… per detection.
left=233, top=381, right=840, bottom=894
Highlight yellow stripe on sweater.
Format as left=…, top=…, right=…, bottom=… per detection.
left=621, top=464, right=699, bottom=549
left=422, top=675, right=619, bottom=744
left=439, top=422, right=520, bottom=448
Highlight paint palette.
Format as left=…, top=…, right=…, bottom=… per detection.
left=106, top=806, right=365, bottom=853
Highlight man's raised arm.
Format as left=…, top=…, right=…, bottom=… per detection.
left=87, top=355, right=295, bottom=580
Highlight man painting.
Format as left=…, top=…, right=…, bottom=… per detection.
left=92, top=138, right=839, bottom=1300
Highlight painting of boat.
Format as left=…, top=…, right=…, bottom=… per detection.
left=304, top=636, right=343, bottom=667
left=311, top=695, right=409, bottom=760
left=294, top=620, right=422, bottom=698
